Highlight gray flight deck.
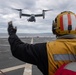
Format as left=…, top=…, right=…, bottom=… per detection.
left=0, top=37, right=56, bottom=75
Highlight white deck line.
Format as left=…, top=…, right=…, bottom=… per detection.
left=0, top=64, right=26, bottom=73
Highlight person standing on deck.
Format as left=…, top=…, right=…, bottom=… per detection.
left=8, top=11, right=76, bottom=75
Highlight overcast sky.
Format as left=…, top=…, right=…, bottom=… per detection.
left=0, top=0, right=76, bottom=33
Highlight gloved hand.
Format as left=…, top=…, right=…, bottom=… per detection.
left=8, top=21, right=17, bottom=36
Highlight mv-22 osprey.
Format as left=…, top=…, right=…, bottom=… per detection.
left=12, top=8, right=53, bottom=22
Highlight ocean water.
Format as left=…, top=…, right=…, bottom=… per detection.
left=0, top=33, right=56, bottom=38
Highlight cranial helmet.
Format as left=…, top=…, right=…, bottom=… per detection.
left=52, top=11, right=76, bottom=36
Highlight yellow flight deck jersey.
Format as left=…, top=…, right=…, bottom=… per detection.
left=46, top=39, right=76, bottom=75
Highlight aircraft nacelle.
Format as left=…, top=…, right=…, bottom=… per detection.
left=19, top=10, right=22, bottom=18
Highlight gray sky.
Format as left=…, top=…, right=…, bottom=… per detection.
left=0, top=0, right=76, bottom=33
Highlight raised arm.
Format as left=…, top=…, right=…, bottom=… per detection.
left=7, top=21, right=48, bottom=75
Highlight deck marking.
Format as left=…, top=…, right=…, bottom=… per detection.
left=0, top=64, right=26, bottom=73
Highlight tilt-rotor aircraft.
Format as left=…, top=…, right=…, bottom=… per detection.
left=12, top=8, right=53, bottom=22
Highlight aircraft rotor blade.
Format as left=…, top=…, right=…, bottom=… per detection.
left=11, top=8, right=22, bottom=11
left=43, top=9, right=53, bottom=12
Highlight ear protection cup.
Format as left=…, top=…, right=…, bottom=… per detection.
left=52, top=17, right=58, bottom=35
left=52, top=20, right=56, bottom=34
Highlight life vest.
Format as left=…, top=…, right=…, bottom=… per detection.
left=54, top=62, right=76, bottom=75
left=46, top=39, right=76, bottom=75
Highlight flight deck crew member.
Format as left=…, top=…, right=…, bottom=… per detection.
left=7, top=11, right=76, bottom=75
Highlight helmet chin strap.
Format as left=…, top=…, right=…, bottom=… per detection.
left=57, top=34, right=76, bottom=39
left=64, top=62, right=76, bottom=72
